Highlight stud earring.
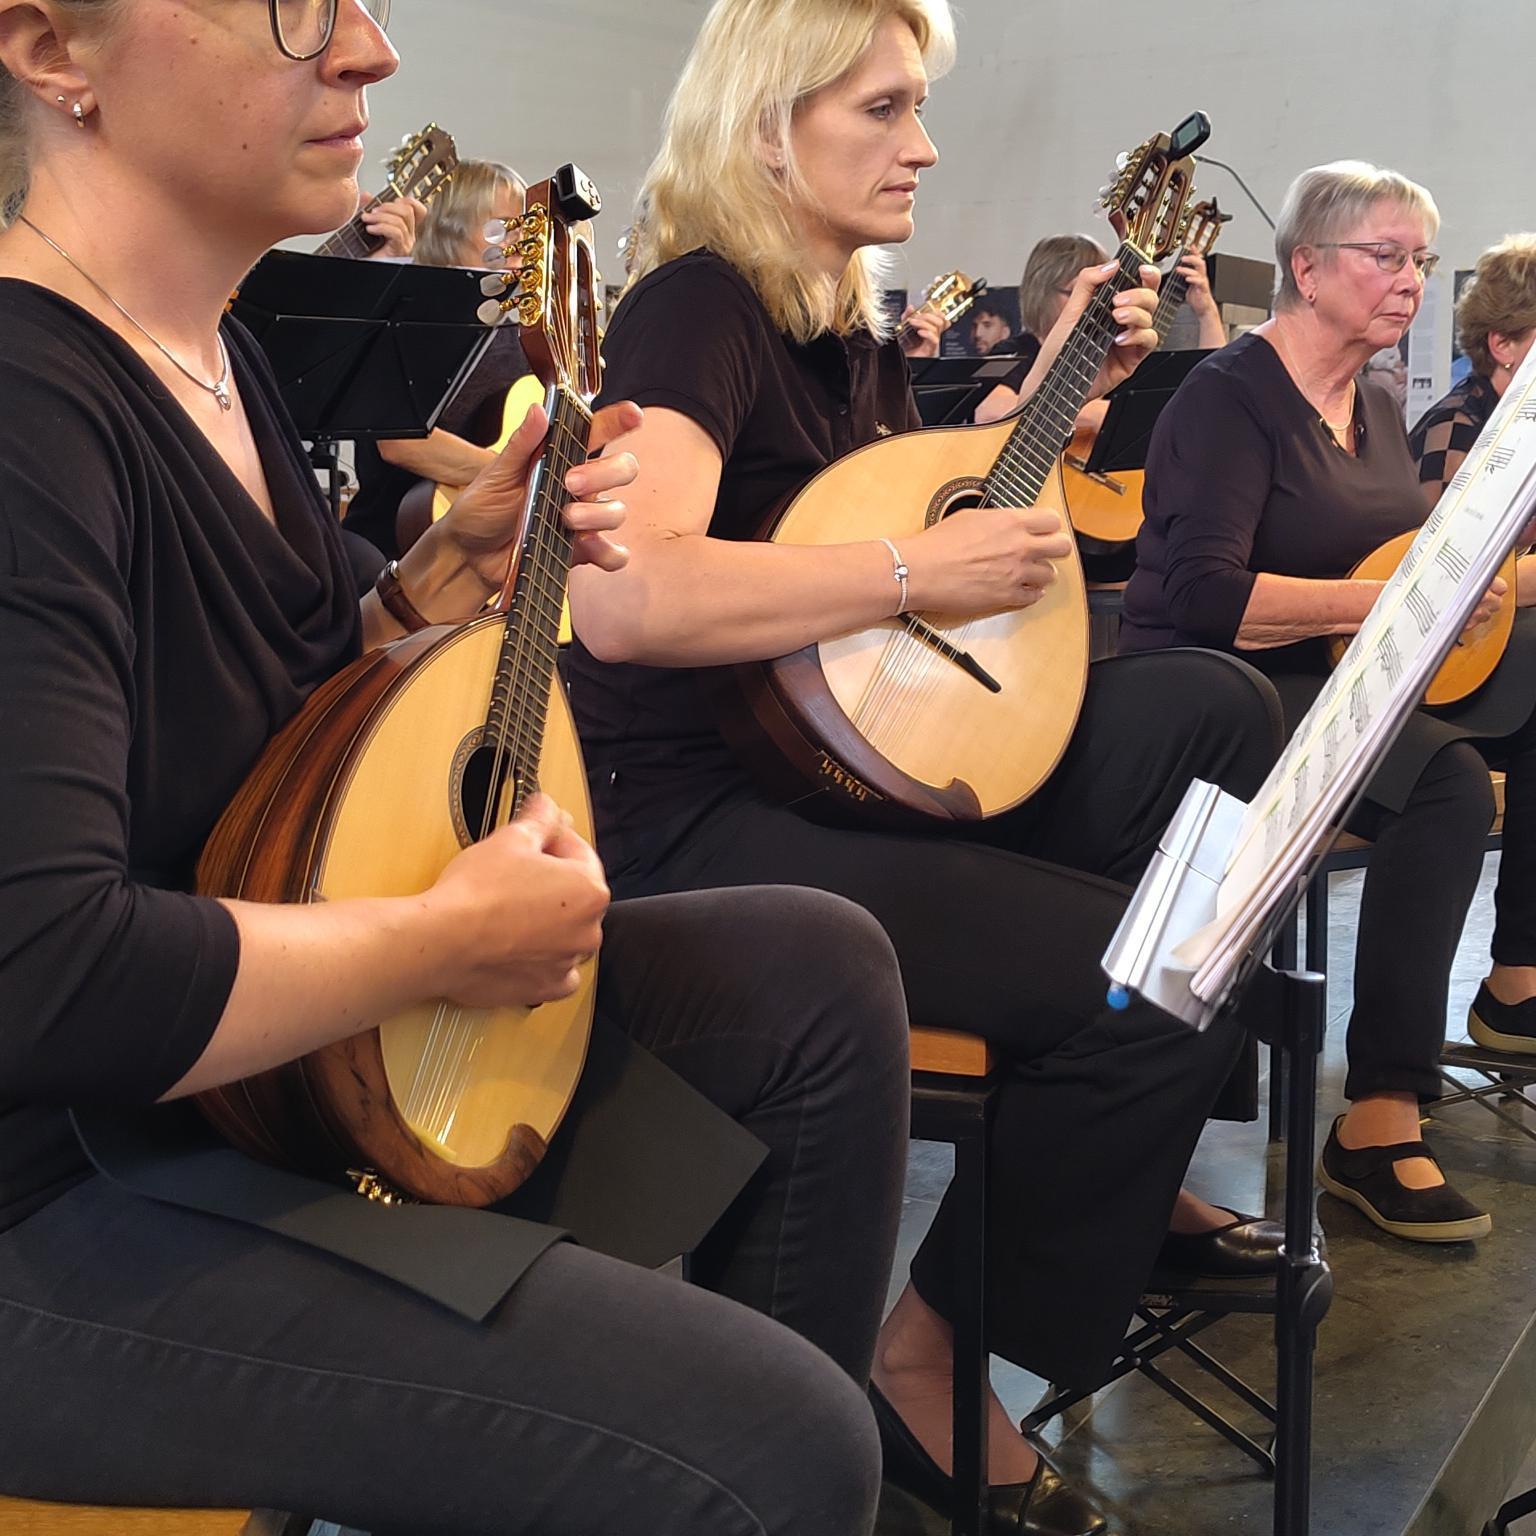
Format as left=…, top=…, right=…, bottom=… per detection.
left=73, top=100, right=86, bottom=128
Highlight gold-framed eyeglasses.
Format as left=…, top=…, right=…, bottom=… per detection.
left=269, top=0, right=390, bottom=61
left=1317, top=241, right=1440, bottom=279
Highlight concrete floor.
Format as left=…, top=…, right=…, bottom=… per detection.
left=878, top=852, right=1536, bottom=1536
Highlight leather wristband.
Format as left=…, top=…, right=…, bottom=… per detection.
left=374, top=559, right=432, bottom=633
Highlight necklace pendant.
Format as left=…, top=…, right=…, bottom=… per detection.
left=213, top=380, right=233, bottom=412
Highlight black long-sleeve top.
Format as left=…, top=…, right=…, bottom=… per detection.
left=0, top=280, right=361, bottom=1231
left=1120, top=330, right=1422, bottom=670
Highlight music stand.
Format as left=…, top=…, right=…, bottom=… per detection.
left=908, top=355, right=1032, bottom=427
left=232, top=249, right=497, bottom=517
left=1083, top=347, right=1213, bottom=476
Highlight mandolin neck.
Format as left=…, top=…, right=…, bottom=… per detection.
left=483, top=385, right=592, bottom=814
left=983, top=242, right=1149, bottom=509
left=1152, top=255, right=1190, bottom=339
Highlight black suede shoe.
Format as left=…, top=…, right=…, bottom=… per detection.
left=1317, top=1118, right=1491, bottom=1243
left=1157, top=1210, right=1287, bottom=1277
left=1469, top=982, right=1536, bottom=1055
left=869, top=1382, right=1109, bottom=1536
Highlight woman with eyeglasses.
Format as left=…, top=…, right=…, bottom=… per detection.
left=1123, top=161, right=1536, bottom=1246
left=0, top=1, right=914, bottom=1530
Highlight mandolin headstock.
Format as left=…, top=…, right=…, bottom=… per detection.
left=1100, top=111, right=1209, bottom=261
left=382, top=122, right=459, bottom=207
left=1182, top=196, right=1234, bottom=260
left=477, top=164, right=603, bottom=405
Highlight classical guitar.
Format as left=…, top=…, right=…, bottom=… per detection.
left=725, top=122, right=1201, bottom=823
left=1062, top=196, right=1231, bottom=546
left=196, top=165, right=605, bottom=1206
left=1328, top=531, right=1517, bottom=706
left=313, top=122, right=459, bottom=258
left=897, top=269, right=987, bottom=349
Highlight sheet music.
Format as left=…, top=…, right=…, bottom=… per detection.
left=1165, top=345, right=1536, bottom=1003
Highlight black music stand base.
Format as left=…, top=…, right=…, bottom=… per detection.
left=1272, top=968, right=1334, bottom=1536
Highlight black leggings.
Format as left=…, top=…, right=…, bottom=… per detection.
left=607, top=650, right=1285, bottom=1388
left=0, top=887, right=909, bottom=1535
left=1272, top=678, right=1536, bottom=1101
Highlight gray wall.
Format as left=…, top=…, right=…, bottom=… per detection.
left=368, top=0, right=1534, bottom=362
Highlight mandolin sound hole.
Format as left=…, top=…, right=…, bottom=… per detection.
left=450, top=729, right=521, bottom=847
left=926, top=476, right=987, bottom=527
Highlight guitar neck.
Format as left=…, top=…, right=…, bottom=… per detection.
left=483, top=385, right=591, bottom=811
left=984, top=243, right=1147, bottom=508
left=315, top=188, right=395, bottom=259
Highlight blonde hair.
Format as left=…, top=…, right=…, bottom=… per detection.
left=1273, top=160, right=1439, bottom=311
left=413, top=158, right=525, bottom=269
left=634, top=0, right=955, bottom=343
left=1018, top=233, right=1107, bottom=337
left=0, top=0, right=122, bottom=223
left=1456, top=234, right=1536, bottom=377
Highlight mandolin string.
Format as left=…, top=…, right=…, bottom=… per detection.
left=428, top=286, right=592, bottom=1140
left=866, top=249, right=1135, bottom=758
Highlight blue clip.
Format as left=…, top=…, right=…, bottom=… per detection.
left=1106, top=984, right=1131, bottom=1011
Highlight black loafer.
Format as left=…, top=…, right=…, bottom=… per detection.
left=1157, top=1210, right=1286, bottom=1277
left=1317, top=1118, right=1491, bottom=1243
left=1469, top=982, right=1536, bottom=1055
left=869, top=1382, right=1109, bottom=1536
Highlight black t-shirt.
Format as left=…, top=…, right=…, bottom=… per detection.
left=564, top=249, right=921, bottom=855
left=987, top=330, right=1042, bottom=370
left=343, top=327, right=532, bottom=560
left=0, top=280, right=361, bottom=1230
left=1120, top=330, right=1422, bottom=671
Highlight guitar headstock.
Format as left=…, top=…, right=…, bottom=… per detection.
left=383, top=122, right=459, bottom=208
left=478, top=163, right=604, bottom=404
left=920, top=270, right=988, bottom=326
left=1182, top=197, right=1233, bottom=259
left=1100, top=117, right=1206, bottom=261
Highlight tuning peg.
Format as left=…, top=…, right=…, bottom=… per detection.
left=478, top=298, right=512, bottom=327
left=1116, top=152, right=1130, bottom=171
left=483, top=218, right=510, bottom=244
left=481, top=271, right=511, bottom=296
left=482, top=244, right=507, bottom=266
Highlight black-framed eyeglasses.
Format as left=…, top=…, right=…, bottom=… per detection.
left=1317, top=241, right=1440, bottom=279
left=268, top=0, right=390, bottom=61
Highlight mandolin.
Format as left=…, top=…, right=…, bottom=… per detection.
left=196, top=165, right=605, bottom=1206
left=1062, top=196, right=1231, bottom=547
left=897, top=269, right=987, bottom=349
left=1328, top=531, right=1517, bottom=706
left=314, top=122, right=459, bottom=259
left=725, top=122, right=1201, bottom=823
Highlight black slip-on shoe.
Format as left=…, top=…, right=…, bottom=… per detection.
left=1317, top=1118, right=1491, bottom=1243
left=869, top=1382, right=1109, bottom=1536
left=1469, top=981, right=1536, bottom=1056
left=1157, top=1210, right=1287, bottom=1277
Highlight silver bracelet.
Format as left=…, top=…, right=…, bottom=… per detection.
left=877, top=536, right=910, bottom=616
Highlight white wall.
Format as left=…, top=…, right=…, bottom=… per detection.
left=368, top=0, right=1536, bottom=369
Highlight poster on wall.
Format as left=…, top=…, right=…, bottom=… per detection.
left=939, top=286, right=1022, bottom=358
left=1450, top=268, right=1477, bottom=386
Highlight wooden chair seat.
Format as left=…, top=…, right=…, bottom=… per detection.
left=0, top=1498, right=258, bottom=1533
left=910, top=1024, right=994, bottom=1077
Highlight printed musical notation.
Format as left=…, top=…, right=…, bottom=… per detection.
left=1165, top=343, right=1536, bottom=1003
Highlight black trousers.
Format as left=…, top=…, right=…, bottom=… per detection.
left=1272, top=676, right=1536, bottom=1101
left=0, top=887, right=908, bottom=1536
left=609, top=651, right=1284, bottom=1388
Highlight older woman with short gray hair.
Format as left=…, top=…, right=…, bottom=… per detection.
left=1124, top=160, right=1536, bottom=1247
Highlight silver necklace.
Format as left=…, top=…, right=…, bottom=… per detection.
left=17, top=214, right=233, bottom=411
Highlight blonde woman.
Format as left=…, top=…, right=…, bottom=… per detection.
left=1411, top=234, right=1536, bottom=505
left=344, top=157, right=535, bottom=560
left=566, top=2, right=1289, bottom=1530
left=0, top=0, right=913, bottom=1529
left=1123, top=164, right=1536, bottom=1245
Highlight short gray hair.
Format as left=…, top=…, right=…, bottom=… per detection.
left=1273, top=160, right=1440, bottom=310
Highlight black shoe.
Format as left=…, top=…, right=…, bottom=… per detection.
left=1157, top=1210, right=1287, bottom=1277
left=1317, top=1118, right=1491, bottom=1243
left=1469, top=982, right=1536, bottom=1055
left=869, top=1381, right=1109, bottom=1536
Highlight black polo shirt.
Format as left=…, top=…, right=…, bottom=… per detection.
left=565, top=248, right=920, bottom=860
